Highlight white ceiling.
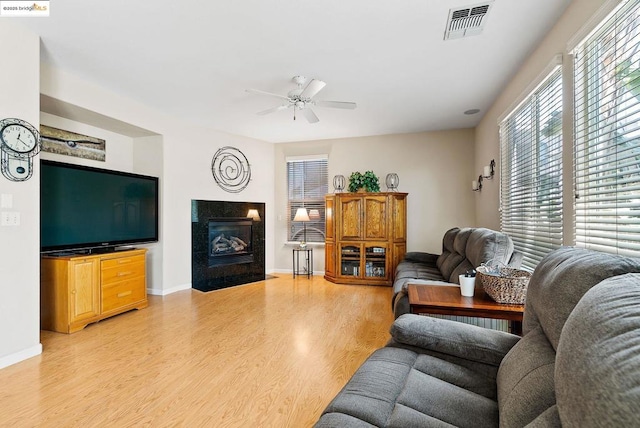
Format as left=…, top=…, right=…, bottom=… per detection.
left=18, top=0, right=572, bottom=143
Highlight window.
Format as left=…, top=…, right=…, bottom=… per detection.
left=574, top=0, right=640, bottom=257
left=500, top=66, right=564, bottom=270
left=287, top=156, right=328, bottom=243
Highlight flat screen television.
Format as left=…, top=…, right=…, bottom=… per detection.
left=40, top=160, right=159, bottom=253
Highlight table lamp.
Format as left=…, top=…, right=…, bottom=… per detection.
left=246, top=209, right=261, bottom=221
left=293, top=208, right=310, bottom=248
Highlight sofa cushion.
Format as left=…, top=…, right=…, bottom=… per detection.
left=412, top=353, right=498, bottom=399
left=319, top=347, right=415, bottom=427
left=435, top=228, right=459, bottom=270
left=395, top=261, right=443, bottom=283
left=316, top=346, right=498, bottom=428
left=453, top=228, right=472, bottom=255
left=403, top=252, right=439, bottom=265
left=555, top=273, right=640, bottom=427
left=523, top=247, right=640, bottom=349
left=464, top=228, right=515, bottom=270
left=497, top=326, right=556, bottom=428
left=525, top=405, right=561, bottom=427
left=437, top=228, right=465, bottom=280
left=390, top=368, right=497, bottom=428
left=315, top=413, right=378, bottom=427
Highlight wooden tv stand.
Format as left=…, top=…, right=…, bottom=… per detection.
left=41, top=248, right=148, bottom=333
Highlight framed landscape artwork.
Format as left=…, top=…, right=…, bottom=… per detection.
left=40, top=125, right=106, bottom=162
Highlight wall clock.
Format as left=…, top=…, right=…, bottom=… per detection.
left=0, top=118, right=41, bottom=182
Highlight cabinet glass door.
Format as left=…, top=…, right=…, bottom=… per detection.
left=364, top=245, right=387, bottom=279
left=340, top=245, right=361, bottom=277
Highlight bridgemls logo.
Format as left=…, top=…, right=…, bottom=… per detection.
left=0, top=1, right=50, bottom=17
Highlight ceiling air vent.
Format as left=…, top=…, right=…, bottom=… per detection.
left=444, top=2, right=493, bottom=40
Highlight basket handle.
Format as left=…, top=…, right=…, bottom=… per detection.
left=479, top=259, right=507, bottom=275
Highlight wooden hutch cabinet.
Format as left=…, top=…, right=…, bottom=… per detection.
left=324, top=192, right=407, bottom=286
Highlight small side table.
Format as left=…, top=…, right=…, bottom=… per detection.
left=408, top=284, right=524, bottom=335
left=293, top=248, right=313, bottom=278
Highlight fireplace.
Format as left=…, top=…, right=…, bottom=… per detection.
left=192, top=200, right=265, bottom=292
left=208, top=218, right=253, bottom=267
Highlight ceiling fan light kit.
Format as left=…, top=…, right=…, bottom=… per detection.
left=246, top=75, right=356, bottom=123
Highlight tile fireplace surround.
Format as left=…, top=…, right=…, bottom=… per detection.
left=191, top=199, right=266, bottom=292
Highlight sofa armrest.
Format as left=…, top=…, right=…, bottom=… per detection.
left=390, top=314, right=520, bottom=366
left=403, top=252, right=439, bottom=264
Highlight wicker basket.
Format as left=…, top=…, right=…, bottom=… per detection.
left=476, top=266, right=531, bottom=305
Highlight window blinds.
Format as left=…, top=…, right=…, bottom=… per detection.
left=500, top=67, right=564, bottom=270
left=574, top=0, right=640, bottom=257
left=286, top=157, right=328, bottom=243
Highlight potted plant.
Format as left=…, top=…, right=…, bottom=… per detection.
left=348, top=170, right=380, bottom=193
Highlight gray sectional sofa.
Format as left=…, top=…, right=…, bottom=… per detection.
left=393, top=227, right=522, bottom=318
left=315, top=247, right=640, bottom=427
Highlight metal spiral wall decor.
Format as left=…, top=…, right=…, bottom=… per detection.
left=211, top=146, right=251, bottom=193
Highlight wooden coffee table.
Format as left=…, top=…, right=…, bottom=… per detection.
left=408, top=284, right=524, bottom=335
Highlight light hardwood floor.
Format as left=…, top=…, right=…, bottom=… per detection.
left=0, top=275, right=394, bottom=427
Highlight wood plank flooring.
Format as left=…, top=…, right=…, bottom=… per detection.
left=0, top=275, right=394, bottom=427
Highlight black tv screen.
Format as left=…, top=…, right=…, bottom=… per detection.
left=40, top=160, right=159, bottom=253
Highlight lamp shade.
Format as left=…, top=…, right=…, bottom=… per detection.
left=308, top=209, right=320, bottom=220
left=293, top=208, right=310, bottom=222
left=246, top=209, right=261, bottom=221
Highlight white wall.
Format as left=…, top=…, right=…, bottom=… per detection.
left=40, top=112, right=135, bottom=170
left=0, top=21, right=42, bottom=368
left=39, top=65, right=276, bottom=296
left=475, top=0, right=613, bottom=230
left=39, top=113, right=166, bottom=292
left=273, top=129, right=477, bottom=272
left=159, top=128, right=275, bottom=291
left=133, top=135, right=164, bottom=291
left=0, top=22, right=276, bottom=367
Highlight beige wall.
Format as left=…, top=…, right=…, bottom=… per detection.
left=273, top=129, right=477, bottom=273
left=475, top=0, right=615, bottom=230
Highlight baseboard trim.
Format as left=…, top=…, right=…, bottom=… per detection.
left=0, top=343, right=43, bottom=370
left=147, top=283, right=192, bottom=296
left=271, top=269, right=325, bottom=276
left=146, top=272, right=326, bottom=296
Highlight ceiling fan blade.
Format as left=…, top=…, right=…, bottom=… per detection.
left=246, top=88, right=290, bottom=101
left=314, top=100, right=357, bottom=109
left=257, top=105, right=289, bottom=116
left=302, top=108, right=320, bottom=123
left=300, top=79, right=326, bottom=99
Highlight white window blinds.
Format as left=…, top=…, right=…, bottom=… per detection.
left=574, top=0, right=640, bottom=257
left=287, top=157, right=328, bottom=243
left=500, top=67, right=564, bottom=270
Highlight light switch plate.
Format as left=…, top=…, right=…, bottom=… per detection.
left=1, top=211, right=20, bottom=226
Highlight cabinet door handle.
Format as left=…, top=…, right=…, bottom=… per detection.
left=117, top=291, right=132, bottom=298
left=118, top=259, right=131, bottom=264
left=117, top=271, right=132, bottom=277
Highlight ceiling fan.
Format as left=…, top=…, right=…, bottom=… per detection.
left=246, top=75, right=357, bottom=123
